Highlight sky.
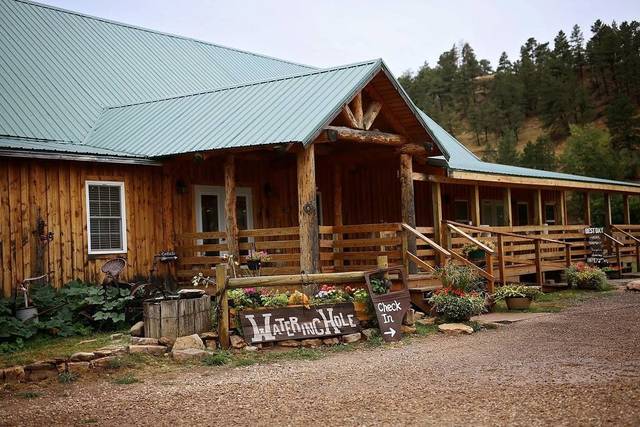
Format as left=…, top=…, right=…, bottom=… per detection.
left=40, top=0, right=640, bottom=76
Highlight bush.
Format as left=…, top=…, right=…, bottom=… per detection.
left=203, top=352, right=231, bottom=366
left=565, top=263, right=609, bottom=291
left=435, top=264, right=482, bottom=292
left=493, top=284, right=543, bottom=301
left=428, top=288, right=485, bottom=322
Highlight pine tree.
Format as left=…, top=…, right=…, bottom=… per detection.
left=495, top=132, right=520, bottom=165
left=607, top=94, right=640, bottom=151
left=519, top=136, right=557, bottom=170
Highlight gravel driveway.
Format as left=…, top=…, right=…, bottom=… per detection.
left=2, top=291, right=639, bottom=426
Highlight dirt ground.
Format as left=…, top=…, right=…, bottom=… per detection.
left=1, top=291, right=639, bottom=427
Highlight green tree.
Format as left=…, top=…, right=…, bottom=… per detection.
left=519, top=136, right=557, bottom=170
left=606, top=94, right=640, bottom=151
left=495, top=132, right=520, bottom=165
left=560, top=125, right=628, bottom=179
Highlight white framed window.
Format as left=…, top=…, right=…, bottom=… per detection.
left=194, top=185, right=254, bottom=233
left=481, top=199, right=505, bottom=226
left=85, top=180, right=127, bottom=255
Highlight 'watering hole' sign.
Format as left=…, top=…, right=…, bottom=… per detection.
left=239, top=303, right=360, bottom=344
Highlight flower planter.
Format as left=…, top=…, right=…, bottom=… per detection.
left=467, top=249, right=485, bottom=262
left=505, top=296, right=532, bottom=310
left=247, top=260, right=261, bottom=271
left=15, top=306, right=38, bottom=322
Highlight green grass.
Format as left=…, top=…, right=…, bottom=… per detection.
left=58, top=371, right=77, bottom=384
left=16, top=391, right=42, bottom=399
left=112, top=373, right=139, bottom=385
left=202, top=352, right=231, bottom=366
left=0, top=331, right=127, bottom=368
left=493, top=288, right=617, bottom=313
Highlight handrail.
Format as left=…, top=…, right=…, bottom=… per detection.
left=401, top=223, right=451, bottom=257
left=446, top=223, right=495, bottom=254
left=610, top=225, right=640, bottom=244
left=445, top=220, right=569, bottom=246
left=603, top=232, right=624, bottom=246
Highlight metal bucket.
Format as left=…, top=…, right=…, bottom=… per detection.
left=16, top=307, right=39, bottom=322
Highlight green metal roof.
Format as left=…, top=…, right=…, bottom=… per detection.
left=421, top=111, right=640, bottom=188
left=0, top=0, right=313, bottom=144
left=84, top=60, right=383, bottom=157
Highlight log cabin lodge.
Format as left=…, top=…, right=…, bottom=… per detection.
left=2, top=0, right=640, bottom=301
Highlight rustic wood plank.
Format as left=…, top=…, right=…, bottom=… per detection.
left=224, top=155, right=239, bottom=260
left=178, top=298, right=196, bottom=337
left=297, top=144, right=319, bottom=273
left=325, top=126, right=407, bottom=146
left=160, top=299, right=179, bottom=339
left=0, top=162, right=12, bottom=297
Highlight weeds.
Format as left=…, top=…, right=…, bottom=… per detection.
left=58, top=371, right=77, bottom=384
left=202, top=352, right=231, bottom=366
left=112, top=373, right=139, bottom=385
left=17, top=391, right=42, bottom=399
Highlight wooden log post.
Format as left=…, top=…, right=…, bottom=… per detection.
left=431, top=182, right=443, bottom=248
left=497, top=234, right=506, bottom=284
left=333, top=165, right=343, bottom=270
left=636, top=241, right=640, bottom=273
left=297, top=145, right=320, bottom=274
left=215, top=264, right=230, bottom=349
left=352, top=92, right=363, bottom=128
left=565, top=244, right=572, bottom=267
left=325, top=126, right=408, bottom=146
left=534, top=189, right=543, bottom=226
left=604, top=193, right=612, bottom=229
left=584, top=192, right=592, bottom=225
left=558, top=191, right=567, bottom=225
left=623, top=194, right=630, bottom=225
left=471, top=184, right=481, bottom=226
left=534, top=239, right=543, bottom=286
left=224, top=155, right=239, bottom=261
left=400, top=154, right=417, bottom=273
left=504, top=187, right=513, bottom=227
left=485, top=252, right=494, bottom=294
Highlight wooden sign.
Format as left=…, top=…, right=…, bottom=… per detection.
left=364, top=267, right=410, bottom=342
left=585, top=226, right=607, bottom=267
left=239, top=303, right=360, bottom=344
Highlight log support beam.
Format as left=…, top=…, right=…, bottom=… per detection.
left=224, top=155, right=239, bottom=261
left=604, top=193, right=612, bottom=228
left=471, top=184, right=481, bottom=226
left=584, top=192, right=592, bottom=225
left=623, top=194, right=630, bottom=224
left=363, top=101, right=382, bottom=130
left=558, top=191, right=567, bottom=225
left=333, top=164, right=343, bottom=269
left=534, top=189, right=543, bottom=225
left=297, top=144, right=320, bottom=273
left=352, top=92, right=363, bottom=128
left=400, top=154, right=417, bottom=273
left=324, top=126, right=407, bottom=146
left=503, top=187, right=513, bottom=227
left=431, top=182, right=443, bottom=261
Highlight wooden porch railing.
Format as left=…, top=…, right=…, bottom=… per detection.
left=443, top=222, right=496, bottom=292
left=400, top=223, right=450, bottom=273
left=610, top=225, right=640, bottom=269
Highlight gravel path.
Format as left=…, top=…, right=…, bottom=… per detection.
left=2, top=291, right=639, bottom=426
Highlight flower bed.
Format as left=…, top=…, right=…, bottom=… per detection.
left=428, top=288, right=485, bottom=322
left=565, top=262, right=609, bottom=291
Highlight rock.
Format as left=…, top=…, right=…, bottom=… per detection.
left=199, top=331, right=218, bottom=340
left=361, top=328, right=379, bottom=340
left=244, top=346, right=259, bottom=352
left=2, top=366, right=25, bottom=384
left=158, top=336, right=175, bottom=348
left=205, top=340, right=218, bottom=350
left=403, top=309, right=416, bottom=326
left=130, top=321, right=144, bottom=337
left=277, top=340, right=301, bottom=348
left=301, top=339, right=322, bottom=348
left=229, top=335, right=246, bottom=349
left=401, top=325, right=417, bottom=334
left=110, top=333, right=123, bottom=340
left=24, top=361, right=58, bottom=382
left=341, top=333, right=362, bottom=344
left=69, top=352, right=96, bottom=362
left=322, top=338, right=340, bottom=346
left=93, top=346, right=126, bottom=358
left=90, top=356, right=117, bottom=369
left=171, top=348, right=209, bottom=362
left=414, top=311, right=425, bottom=320
left=173, top=334, right=205, bottom=351
left=626, top=281, right=640, bottom=291
left=67, top=362, right=90, bottom=375
left=128, top=345, right=167, bottom=355
left=416, top=317, right=436, bottom=326
left=438, top=323, right=474, bottom=335
left=131, top=337, right=159, bottom=346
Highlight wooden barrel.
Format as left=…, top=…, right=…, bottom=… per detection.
left=143, top=295, right=211, bottom=339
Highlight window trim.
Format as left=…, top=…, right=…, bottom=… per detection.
left=85, top=180, right=127, bottom=255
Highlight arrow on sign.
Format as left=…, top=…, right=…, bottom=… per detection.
left=383, top=328, right=396, bottom=338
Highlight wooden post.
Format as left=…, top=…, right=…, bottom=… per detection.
left=497, top=234, right=506, bottom=284
left=615, top=242, right=622, bottom=273
left=534, top=189, right=543, bottom=225
left=623, top=194, right=630, bottom=225
left=584, top=192, right=591, bottom=225
left=636, top=242, right=640, bottom=273
left=224, top=155, right=239, bottom=261
left=485, top=252, right=494, bottom=293
left=431, top=182, right=443, bottom=246
left=565, top=244, right=572, bottom=267
left=377, top=255, right=388, bottom=269
left=503, top=187, right=513, bottom=227
left=215, top=264, right=229, bottom=349
left=401, top=231, right=409, bottom=273
left=333, top=165, right=343, bottom=270
left=352, top=92, right=363, bottom=128
left=471, top=184, right=481, bottom=226
left=534, top=239, right=543, bottom=286
left=558, top=191, right=567, bottom=225
left=400, top=154, right=417, bottom=273
left=297, top=144, right=320, bottom=273
left=604, top=193, right=612, bottom=228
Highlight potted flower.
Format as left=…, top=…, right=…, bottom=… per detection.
left=352, top=288, right=373, bottom=322
left=246, top=250, right=270, bottom=271
left=435, top=264, right=482, bottom=293
left=493, top=284, right=543, bottom=310
left=461, top=240, right=495, bottom=262
left=310, top=284, right=350, bottom=305
left=428, top=287, right=485, bottom=322
left=370, top=276, right=392, bottom=295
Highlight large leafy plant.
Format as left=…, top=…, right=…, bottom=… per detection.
left=493, top=284, right=543, bottom=301
left=428, top=287, right=485, bottom=322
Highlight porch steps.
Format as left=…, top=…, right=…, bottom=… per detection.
left=408, top=273, right=441, bottom=313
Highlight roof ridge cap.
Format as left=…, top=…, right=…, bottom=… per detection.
left=104, top=59, right=382, bottom=111
left=12, top=0, right=317, bottom=70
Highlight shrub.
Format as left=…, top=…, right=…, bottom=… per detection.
left=435, top=264, right=482, bottom=292
left=494, top=284, right=543, bottom=301
left=428, top=288, right=485, bottom=322
left=203, top=352, right=231, bottom=366
left=58, top=371, right=78, bottom=384
left=565, top=263, right=609, bottom=291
